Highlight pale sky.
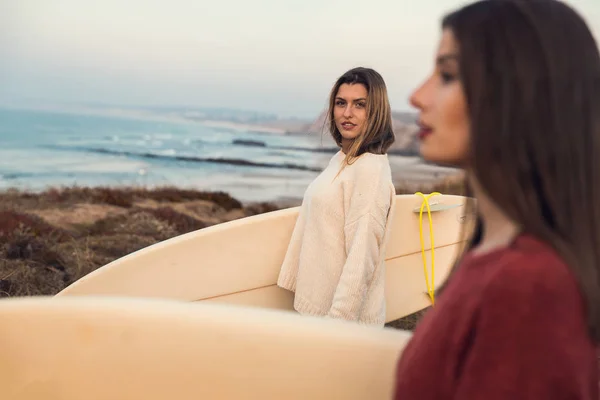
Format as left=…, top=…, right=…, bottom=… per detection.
left=1, top=0, right=598, bottom=118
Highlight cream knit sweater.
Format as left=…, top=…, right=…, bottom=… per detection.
left=277, top=150, right=396, bottom=326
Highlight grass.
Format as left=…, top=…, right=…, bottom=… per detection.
left=0, top=177, right=466, bottom=329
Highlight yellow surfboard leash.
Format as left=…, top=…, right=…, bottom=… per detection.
left=415, top=192, right=441, bottom=306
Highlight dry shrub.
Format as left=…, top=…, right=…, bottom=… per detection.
left=42, top=187, right=135, bottom=208
left=5, top=228, right=66, bottom=271
left=59, top=234, right=160, bottom=282
left=0, top=259, right=67, bottom=297
left=53, top=239, right=99, bottom=283
left=0, top=210, right=71, bottom=243
left=83, top=234, right=158, bottom=261
left=142, top=207, right=209, bottom=235
left=0, top=186, right=244, bottom=211
left=142, top=188, right=243, bottom=210
left=0, top=224, right=70, bottom=297
left=86, top=211, right=178, bottom=241
left=86, top=207, right=206, bottom=239
left=244, top=202, right=280, bottom=216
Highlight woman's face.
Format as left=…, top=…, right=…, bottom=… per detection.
left=333, top=83, right=368, bottom=144
left=409, top=29, right=470, bottom=167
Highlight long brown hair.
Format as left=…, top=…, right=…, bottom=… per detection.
left=327, top=67, right=395, bottom=166
left=441, top=0, right=600, bottom=342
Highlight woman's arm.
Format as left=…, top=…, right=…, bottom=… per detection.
left=328, top=212, right=388, bottom=320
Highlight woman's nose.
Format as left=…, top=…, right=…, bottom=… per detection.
left=343, top=105, right=353, bottom=117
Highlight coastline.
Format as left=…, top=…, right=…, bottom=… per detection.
left=0, top=103, right=303, bottom=136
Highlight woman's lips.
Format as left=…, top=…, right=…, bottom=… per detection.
left=417, top=121, right=433, bottom=139
left=418, top=128, right=432, bottom=139
left=341, top=122, right=356, bottom=130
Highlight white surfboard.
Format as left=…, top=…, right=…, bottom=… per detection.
left=57, top=194, right=475, bottom=321
left=0, top=296, right=412, bottom=400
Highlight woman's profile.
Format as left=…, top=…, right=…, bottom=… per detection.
left=394, top=0, right=600, bottom=398
left=277, top=67, right=396, bottom=326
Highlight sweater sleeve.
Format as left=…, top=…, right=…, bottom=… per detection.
left=327, top=164, right=392, bottom=321
left=327, top=213, right=387, bottom=320
left=454, top=254, right=597, bottom=399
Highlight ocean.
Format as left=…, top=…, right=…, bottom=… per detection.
left=0, top=107, right=428, bottom=204
left=0, top=107, right=344, bottom=203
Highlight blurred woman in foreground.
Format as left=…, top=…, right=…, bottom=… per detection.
left=394, top=0, right=600, bottom=398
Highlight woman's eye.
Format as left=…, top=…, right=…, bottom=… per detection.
left=440, top=72, right=457, bottom=83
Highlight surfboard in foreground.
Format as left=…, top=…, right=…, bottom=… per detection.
left=57, top=194, right=475, bottom=321
left=0, top=296, right=412, bottom=400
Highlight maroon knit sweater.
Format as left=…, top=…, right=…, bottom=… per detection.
left=393, top=234, right=598, bottom=399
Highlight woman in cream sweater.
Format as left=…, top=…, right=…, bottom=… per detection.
left=277, top=67, right=396, bottom=326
